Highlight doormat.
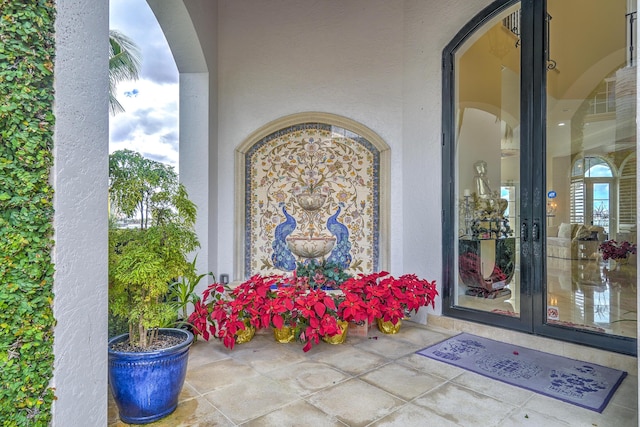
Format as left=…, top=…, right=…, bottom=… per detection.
left=417, top=333, right=627, bottom=413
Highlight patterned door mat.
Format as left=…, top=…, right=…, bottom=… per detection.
left=417, top=333, right=627, bottom=412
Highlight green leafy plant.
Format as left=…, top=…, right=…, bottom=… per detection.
left=109, top=150, right=200, bottom=349
left=167, top=256, right=213, bottom=327
left=294, top=259, right=351, bottom=289
left=0, top=1, right=56, bottom=424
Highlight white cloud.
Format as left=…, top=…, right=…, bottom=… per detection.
left=109, top=0, right=179, bottom=168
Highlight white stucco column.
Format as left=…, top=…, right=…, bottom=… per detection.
left=52, top=0, right=109, bottom=425
left=179, top=73, right=214, bottom=279
left=148, top=0, right=217, bottom=283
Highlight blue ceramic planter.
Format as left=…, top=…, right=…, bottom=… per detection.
left=108, top=328, right=193, bottom=424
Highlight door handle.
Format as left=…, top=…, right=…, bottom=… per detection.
left=521, top=221, right=528, bottom=242
left=532, top=222, right=540, bottom=241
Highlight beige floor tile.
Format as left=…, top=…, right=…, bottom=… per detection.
left=241, top=400, right=346, bottom=427
left=523, top=392, right=638, bottom=427
left=306, top=378, right=406, bottom=427
left=360, top=363, right=446, bottom=401
left=187, top=339, right=231, bottom=368
left=396, top=353, right=465, bottom=380
left=186, top=358, right=260, bottom=394
left=412, top=382, right=518, bottom=426
left=203, top=375, right=299, bottom=424
left=451, top=371, right=534, bottom=406
left=109, top=397, right=232, bottom=427
left=609, top=374, right=638, bottom=410
left=383, top=324, right=452, bottom=348
left=229, top=339, right=308, bottom=373
left=108, top=322, right=636, bottom=426
left=264, top=360, right=350, bottom=396
left=149, top=397, right=234, bottom=427
left=369, top=403, right=460, bottom=427
left=497, top=408, right=574, bottom=427
left=353, top=335, right=423, bottom=359
left=310, top=345, right=391, bottom=375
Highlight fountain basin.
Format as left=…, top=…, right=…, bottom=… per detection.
left=286, top=235, right=336, bottom=259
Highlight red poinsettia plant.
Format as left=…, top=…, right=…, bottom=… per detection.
left=189, top=273, right=344, bottom=352
left=338, top=271, right=438, bottom=326
left=188, top=274, right=275, bottom=349
left=599, top=240, right=637, bottom=261
left=292, top=288, right=342, bottom=352
left=264, top=275, right=344, bottom=352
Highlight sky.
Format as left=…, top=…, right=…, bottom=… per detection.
left=109, top=0, right=179, bottom=168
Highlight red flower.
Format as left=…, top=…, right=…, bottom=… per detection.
left=600, top=240, right=637, bottom=261
left=338, top=271, right=438, bottom=326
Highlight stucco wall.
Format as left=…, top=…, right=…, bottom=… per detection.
left=211, top=0, right=491, bottom=305
left=52, top=0, right=109, bottom=425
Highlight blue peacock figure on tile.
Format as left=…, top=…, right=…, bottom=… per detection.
left=271, top=203, right=297, bottom=271
left=326, top=204, right=352, bottom=269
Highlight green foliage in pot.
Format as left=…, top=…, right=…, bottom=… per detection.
left=109, top=150, right=199, bottom=349
left=167, top=255, right=213, bottom=327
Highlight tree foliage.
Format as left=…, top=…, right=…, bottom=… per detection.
left=0, top=0, right=56, bottom=425
left=109, top=150, right=199, bottom=348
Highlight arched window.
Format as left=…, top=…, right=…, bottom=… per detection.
left=570, top=156, right=614, bottom=232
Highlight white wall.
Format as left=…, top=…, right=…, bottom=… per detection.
left=210, top=0, right=491, bottom=310
left=52, top=0, right=109, bottom=424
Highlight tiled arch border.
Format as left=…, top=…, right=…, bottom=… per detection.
left=234, top=112, right=391, bottom=280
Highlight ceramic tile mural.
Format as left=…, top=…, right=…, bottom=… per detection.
left=245, top=123, right=379, bottom=278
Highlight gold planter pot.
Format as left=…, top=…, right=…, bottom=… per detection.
left=235, top=324, right=256, bottom=344
left=322, top=320, right=349, bottom=344
left=376, top=318, right=402, bottom=334
left=273, top=326, right=296, bottom=343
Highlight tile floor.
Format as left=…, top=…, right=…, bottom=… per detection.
left=108, top=322, right=638, bottom=427
left=456, top=256, right=637, bottom=338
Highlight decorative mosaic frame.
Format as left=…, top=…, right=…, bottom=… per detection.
left=235, top=113, right=390, bottom=280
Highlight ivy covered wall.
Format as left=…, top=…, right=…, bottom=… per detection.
left=0, top=1, right=56, bottom=425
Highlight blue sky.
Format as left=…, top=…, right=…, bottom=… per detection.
left=109, top=0, right=179, bottom=168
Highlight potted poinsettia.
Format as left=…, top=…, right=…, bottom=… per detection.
left=293, top=287, right=344, bottom=351
left=190, top=273, right=346, bottom=352
left=338, top=271, right=438, bottom=334
left=267, top=279, right=304, bottom=343
left=206, top=275, right=274, bottom=349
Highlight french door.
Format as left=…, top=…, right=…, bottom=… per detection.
left=442, top=0, right=637, bottom=355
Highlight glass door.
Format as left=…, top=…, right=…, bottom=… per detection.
left=443, top=1, right=531, bottom=333
left=443, top=0, right=637, bottom=355
left=543, top=0, right=637, bottom=352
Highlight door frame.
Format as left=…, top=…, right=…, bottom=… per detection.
left=441, top=0, right=637, bottom=356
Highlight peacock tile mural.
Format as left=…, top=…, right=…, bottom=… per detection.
left=245, top=122, right=379, bottom=278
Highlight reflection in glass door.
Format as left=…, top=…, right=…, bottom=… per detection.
left=545, top=0, right=637, bottom=341
left=452, top=3, right=522, bottom=318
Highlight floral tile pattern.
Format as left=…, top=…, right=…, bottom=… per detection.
left=245, top=123, right=379, bottom=277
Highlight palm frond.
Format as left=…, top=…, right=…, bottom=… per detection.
left=109, top=29, right=142, bottom=115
